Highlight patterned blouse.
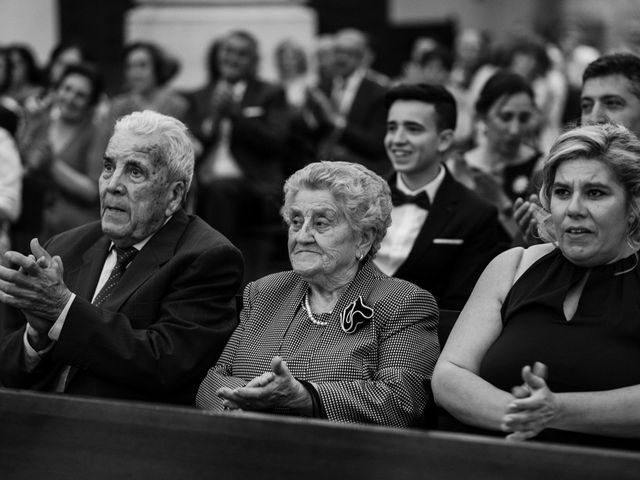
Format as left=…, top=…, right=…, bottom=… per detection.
left=196, top=260, right=439, bottom=427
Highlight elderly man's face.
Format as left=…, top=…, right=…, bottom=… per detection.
left=100, top=131, right=180, bottom=247
left=581, top=74, right=640, bottom=136
left=333, top=33, right=365, bottom=79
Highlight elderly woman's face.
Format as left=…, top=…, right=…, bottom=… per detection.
left=286, top=189, right=361, bottom=283
left=550, top=157, right=633, bottom=267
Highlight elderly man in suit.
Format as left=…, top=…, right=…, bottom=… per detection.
left=189, top=30, right=289, bottom=282
left=0, top=110, right=244, bottom=405
left=309, top=28, right=389, bottom=175
left=374, top=83, right=507, bottom=310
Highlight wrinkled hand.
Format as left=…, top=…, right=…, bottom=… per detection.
left=503, top=362, right=557, bottom=441
left=0, top=238, right=72, bottom=328
left=513, top=194, right=544, bottom=245
left=216, top=356, right=312, bottom=415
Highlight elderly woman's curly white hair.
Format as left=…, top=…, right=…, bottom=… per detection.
left=281, top=161, right=392, bottom=260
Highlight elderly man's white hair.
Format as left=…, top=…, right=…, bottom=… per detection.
left=113, top=110, right=194, bottom=194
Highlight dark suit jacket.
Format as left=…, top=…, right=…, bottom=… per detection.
left=0, top=210, right=244, bottom=405
left=196, top=260, right=439, bottom=427
left=186, top=78, right=289, bottom=195
left=319, top=74, right=390, bottom=175
left=391, top=168, right=507, bottom=311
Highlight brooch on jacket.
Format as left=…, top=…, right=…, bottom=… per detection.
left=340, top=296, right=374, bottom=334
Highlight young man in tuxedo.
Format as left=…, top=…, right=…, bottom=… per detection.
left=374, top=83, right=506, bottom=310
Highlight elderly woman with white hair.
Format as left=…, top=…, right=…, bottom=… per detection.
left=197, top=161, right=439, bottom=426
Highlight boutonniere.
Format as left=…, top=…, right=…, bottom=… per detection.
left=340, top=296, right=374, bottom=334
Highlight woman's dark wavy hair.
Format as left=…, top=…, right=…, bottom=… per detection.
left=475, top=69, right=534, bottom=116
left=123, top=41, right=180, bottom=87
left=55, top=62, right=104, bottom=107
left=7, top=43, right=42, bottom=85
left=0, top=48, right=13, bottom=94
left=45, top=42, right=93, bottom=85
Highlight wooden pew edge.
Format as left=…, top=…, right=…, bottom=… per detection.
left=2, top=386, right=639, bottom=460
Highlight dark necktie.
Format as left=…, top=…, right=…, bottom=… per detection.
left=389, top=183, right=431, bottom=210
left=57, top=246, right=138, bottom=392
left=92, top=246, right=138, bottom=307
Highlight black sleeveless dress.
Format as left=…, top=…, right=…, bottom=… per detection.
left=478, top=248, right=640, bottom=449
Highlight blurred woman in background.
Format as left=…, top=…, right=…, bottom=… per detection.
left=13, top=63, right=104, bottom=250
left=448, top=70, right=541, bottom=238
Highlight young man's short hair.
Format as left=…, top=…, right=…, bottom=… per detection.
left=385, top=83, right=457, bottom=131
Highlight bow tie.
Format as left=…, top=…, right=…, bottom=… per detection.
left=390, top=184, right=431, bottom=210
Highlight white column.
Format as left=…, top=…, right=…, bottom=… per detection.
left=126, top=2, right=317, bottom=89
left=0, top=0, right=58, bottom=65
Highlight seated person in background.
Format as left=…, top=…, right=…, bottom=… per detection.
left=0, top=103, right=21, bottom=264
left=375, top=83, right=507, bottom=310
left=433, top=123, right=640, bottom=449
left=308, top=28, right=389, bottom=175
left=197, top=161, right=438, bottom=426
left=15, top=63, right=104, bottom=247
left=448, top=71, right=541, bottom=238
left=0, top=111, right=243, bottom=405
left=110, top=41, right=187, bottom=122
left=192, top=30, right=289, bottom=283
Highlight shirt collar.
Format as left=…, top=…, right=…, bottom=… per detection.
left=395, top=164, right=445, bottom=204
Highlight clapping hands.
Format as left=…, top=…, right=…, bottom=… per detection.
left=0, top=238, right=71, bottom=348
left=216, top=356, right=312, bottom=415
left=513, top=194, right=544, bottom=246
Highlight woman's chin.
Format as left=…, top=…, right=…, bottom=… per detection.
left=291, top=262, right=321, bottom=279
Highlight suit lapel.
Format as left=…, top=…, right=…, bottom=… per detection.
left=100, top=210, right=190, bottom=311
left=396, top=168, right=459, bottom=274
left=66, top=237, right=110, bottom=302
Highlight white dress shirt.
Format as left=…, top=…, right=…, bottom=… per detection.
left=374, top=166, right=446, bottom=276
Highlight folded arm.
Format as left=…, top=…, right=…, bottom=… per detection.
left=432, top=247, right=527, bottom=431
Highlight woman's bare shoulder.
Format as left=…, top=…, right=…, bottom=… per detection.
left=513, top=243, right=556, bottom=281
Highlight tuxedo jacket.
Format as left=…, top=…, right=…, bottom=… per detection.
left=0, top=210, right=244, bottom=405
left=186, top=78, right=289, bottom=194
left=391, top=168, right=507, bottom=311
left=196, top=260, right=439, bottom=427
left=319, top=75, right=390, bottom=175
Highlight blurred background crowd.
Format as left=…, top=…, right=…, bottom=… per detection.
left=1, top=0, right=640, bottom=284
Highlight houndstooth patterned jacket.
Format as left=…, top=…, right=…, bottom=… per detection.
left=196, top=260, right=439, bottom=427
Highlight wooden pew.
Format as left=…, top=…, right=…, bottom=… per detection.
left=0, top=388, right=638, bottom=479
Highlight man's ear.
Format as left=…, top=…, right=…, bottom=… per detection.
left=437, top=129, right=454, bottom=153
left=165, top=180, right=186, bottom=216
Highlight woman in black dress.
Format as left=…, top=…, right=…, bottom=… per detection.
left=433, top=123, right=640, bottom=449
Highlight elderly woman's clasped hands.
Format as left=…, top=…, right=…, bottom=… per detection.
left=217, top=356, right=312, bottom=414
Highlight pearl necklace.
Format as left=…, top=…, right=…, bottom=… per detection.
left=303, top=293, right=328, bottom=327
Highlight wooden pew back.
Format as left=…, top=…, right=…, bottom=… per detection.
left=0, top=388, right=638, bottom=479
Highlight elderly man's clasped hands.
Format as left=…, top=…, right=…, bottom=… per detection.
left=0, top=238, right=71, bottom=349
